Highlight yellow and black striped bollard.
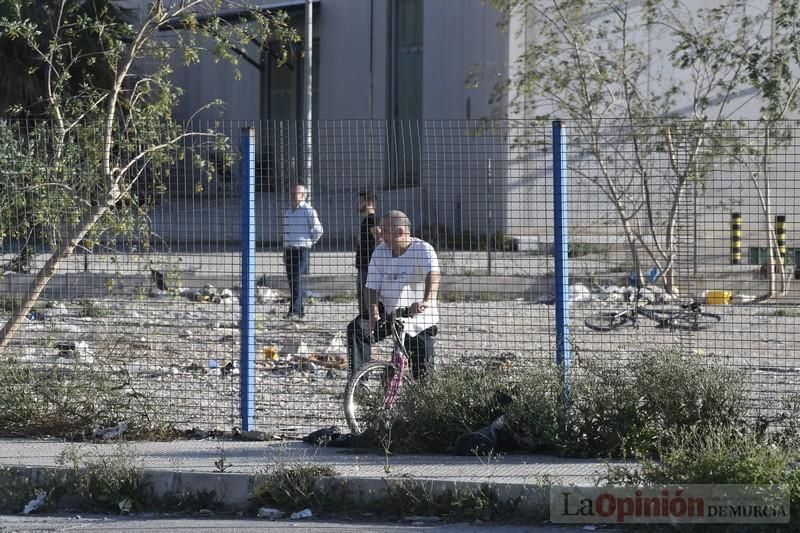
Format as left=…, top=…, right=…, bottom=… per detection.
left=776, top=215, right=786, bottom=263
left=730, top=212, right=742, bottom=265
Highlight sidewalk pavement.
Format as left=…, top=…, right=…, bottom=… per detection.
left=0, top=438, right=626, bottom=511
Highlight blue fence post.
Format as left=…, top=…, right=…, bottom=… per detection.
left=552, top=120, right=571, bottom=385
left=240, top=127, right=256, bottom=431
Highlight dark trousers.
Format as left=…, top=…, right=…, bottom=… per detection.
left=347, top=316, right=435, bottom=379
left=356, top=267, right=369, bottom=318
left=284, top=247, right=309, bottom=317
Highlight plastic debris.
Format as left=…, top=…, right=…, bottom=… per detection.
left=55, top=340, right=89, bottom=358
left=289, top=508, right=313, bottom=519
left=26, top=310, right=45, bottom=322
left=256, top=286, right=280, bottom=303
left=262, top=346, right=280, bottom=362
left=233, top=427, right=271, bottom=441
left=208, top=359, right=219, bottom=369
left=404, top=516, right=442, bottom=524
left=22, top=489, right=47, bottom=514
left=282, top=340, right=310, bottom=357
left=94, top=421, right=129, bottom=440
left=118, top=496, right=133, bottom=514
left=569, top=283, right=591, bottom=302
left=645, top=266, right=661, bottom=283
left=257, top=507, right=285, bottom=520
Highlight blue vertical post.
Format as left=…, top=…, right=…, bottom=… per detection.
left=240, top=127, right=256, bottom=431
left=552, top=120, right=571, bottom=383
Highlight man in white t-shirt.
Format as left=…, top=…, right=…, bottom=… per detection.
left=346, top=210, right=440, bottom=378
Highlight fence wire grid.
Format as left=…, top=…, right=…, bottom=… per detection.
left=1, top=118, right=799, bottom=436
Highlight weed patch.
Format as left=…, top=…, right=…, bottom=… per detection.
left=381, top=366, right=516, bottom=453
left=251, top=463, right=337, bottom=511
left=0, top=354, right=166, bottom=439
left=78, top=299, right=106, bottom=318
left=363, top=348, right=749, bottom=459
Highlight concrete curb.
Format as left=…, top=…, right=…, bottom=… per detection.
left=3, top=466, right=554, bottom=515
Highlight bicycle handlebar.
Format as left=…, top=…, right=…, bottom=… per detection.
left=391, top=306, right=412, bottom=319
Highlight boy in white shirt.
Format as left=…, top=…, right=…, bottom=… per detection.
left=281, top=183, right=323, bottom=319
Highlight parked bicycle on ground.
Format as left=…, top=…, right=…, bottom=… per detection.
left=344, top=307, right=412, bottom=436
left=585, top=290, right=721, bottom=332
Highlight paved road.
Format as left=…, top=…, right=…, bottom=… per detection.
left=0, top=514, right=619, bottom=532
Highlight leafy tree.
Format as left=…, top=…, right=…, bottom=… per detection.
left=486, top=0, right=800, bottom=298
left=0, top=0, right=298, bottom=351
left=0, top=0, right=131, bottom=116
left=670, top=0, right=800, bottom=299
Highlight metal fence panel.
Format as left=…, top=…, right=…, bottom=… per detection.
left=2, top=118, right=799, bottom=435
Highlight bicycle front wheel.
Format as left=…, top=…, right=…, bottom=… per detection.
left=663, top=310, right=721, bottom=331
left=344, top=361, right=398, bottom=437
left=585, top=311, right=631, bottom=331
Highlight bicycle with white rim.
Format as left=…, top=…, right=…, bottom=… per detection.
left=344, top=306, right=413, bottom=437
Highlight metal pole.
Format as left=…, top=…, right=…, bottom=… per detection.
left=240, top=127, right=256, bottom=431
left=487, top=158, right=493, bottom=275
left=304, top=0, right=313, bottom=199
left=552, top=121, right=571, bottom=381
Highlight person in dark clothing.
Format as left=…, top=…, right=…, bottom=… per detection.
left=355, top=192, right=381, bottom=317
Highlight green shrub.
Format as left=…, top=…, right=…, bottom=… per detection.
left=57, top=446, right=150, bottom=513
left=504, top=360, right=567, bottom=452
left=0, top=363, right=128, bottom=438
left=603, top=423, right=800, bottom=530
left=0, top=356, right=169, bottom=439
left=0, top=467, right=42, bottom=513
left=251, top=464, right=336, bottom=511
left=566, top=355, right=644, bottom=457
left=370, top=480, right=531, bottom=522
left=384, top=365, right=515, bottom=453
left=565, top=349, right=748, bottom=458
left=634, top=349, right=746, bottom=439
left=359, top=348, right=749, bottom=460
left=78, top=299, right=106, bottom=318
left=641, top=423, right=795, bottom=485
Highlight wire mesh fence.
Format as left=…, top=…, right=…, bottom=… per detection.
left=1, top=118, right=799, bottom=436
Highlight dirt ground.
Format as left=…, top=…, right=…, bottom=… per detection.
left=6, top=278, right=800, bottom=436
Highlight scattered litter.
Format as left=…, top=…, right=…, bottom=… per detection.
left=257, top=507, right=285, bottom=520
left=26, top=310, right=45, bottom=322
left=22, top=489, right=47, bottom=514
left=581, top=526, right=597, bottom=531
left=55, top=340, right=89, bottom=358
left=289, top=508, right=313, bottom=519
left=233, top=428, right=271, bottom=441
left=298, top=354, right=347, bottom=371
left=569, top=283, right=591, bottom=302
left=645, top=266, right=661, bottom=283
left=149, top=288, right=169, bottom=300
left=94, top=421, right=129, bottom=440
left=321, top=333, right=347, bottom=364
left=703, top=289, right=732, bottom=305
left=404, top=516, right=441, bottom=523
left=126, top=362, right=168, bottom=377
left=256, top=287, right=281, bottom=303
left=734, top=293, right=756, bottom=304
left=282, top=340, right=310, bottom=357
left=118, top=496, right=133, bottom=514
left=302, top=426, right=360, bottom=447
left=262, top=346, right=280, bottom=362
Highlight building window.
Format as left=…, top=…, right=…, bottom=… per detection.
left=387, top=0, right=423, bottom=188
left=261, top=39, right=319, bottom=189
